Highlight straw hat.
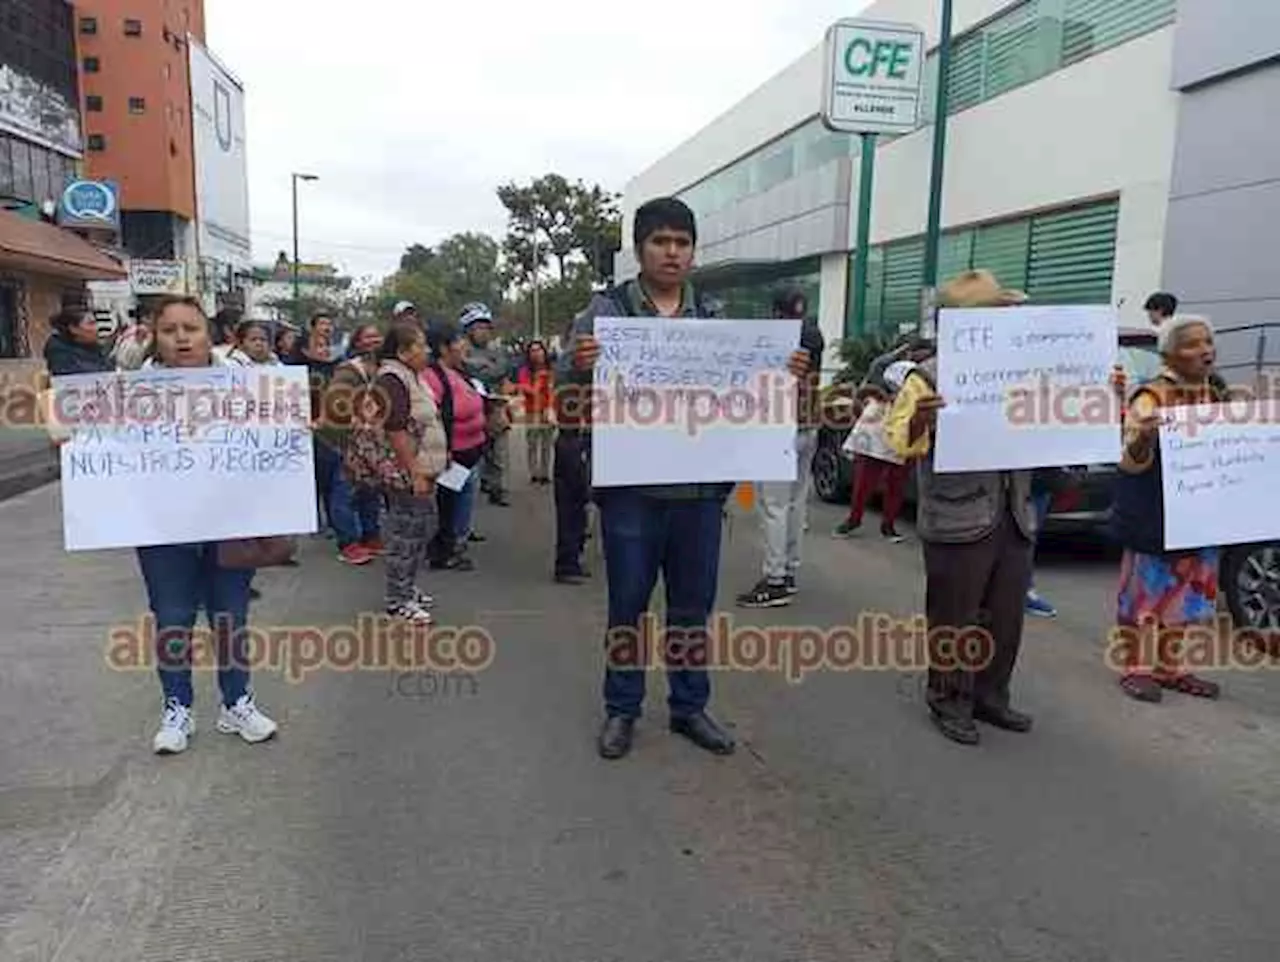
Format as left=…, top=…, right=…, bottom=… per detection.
left=938, top=269, right=1028, bottom=309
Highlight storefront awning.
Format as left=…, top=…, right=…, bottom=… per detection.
left=0, top=209, right=127, bottom=281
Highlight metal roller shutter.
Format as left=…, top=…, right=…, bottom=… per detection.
left=881, top=238, right=925, bottom=331
left=973, top=219, right=1031, bottom=293
left=1026, top=199, right=1120, bottom=304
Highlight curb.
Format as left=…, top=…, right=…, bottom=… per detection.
left=0, top=455, right=60, bottom=505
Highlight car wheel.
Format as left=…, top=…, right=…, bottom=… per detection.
left=812, top=434, right=849, bottom=504
left=1223, top=543, right=1280, bottom=652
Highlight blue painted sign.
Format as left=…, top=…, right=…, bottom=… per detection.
left=57, top=180, right=120, bottom=231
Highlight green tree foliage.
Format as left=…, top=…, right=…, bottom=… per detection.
left=496, top=175, right=622, bottom=287
left=378, top=232, right=504, bottom=323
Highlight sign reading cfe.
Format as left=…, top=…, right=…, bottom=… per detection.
left=821, top=19, right=925, bottom=135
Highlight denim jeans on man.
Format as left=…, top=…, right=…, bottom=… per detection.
left=313, top=441, right=373, bottom=548
left=756, top=428, right=818, bottom=582
left=137, top=542, right=254, bottom=707
left=598, top=489, right=723, bottom=719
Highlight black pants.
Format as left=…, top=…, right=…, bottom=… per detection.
left=922, top=511, right=1033, bottom=719
left=554, top=430, right=590, bottom=575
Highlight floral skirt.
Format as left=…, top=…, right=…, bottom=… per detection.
left=1117, top=548, right=1219, bottom=628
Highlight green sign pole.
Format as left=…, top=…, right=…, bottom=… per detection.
left=850, top=133, right=877, bottom=337
left=920, top=0, right=955, bottom=329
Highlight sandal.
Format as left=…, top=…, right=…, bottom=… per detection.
left=1156, top=673, right=1221, bottom=700
left=1119, top=674, right=1163, bottom=703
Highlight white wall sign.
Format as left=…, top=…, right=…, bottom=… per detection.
left=933, top=305, right=1120, bottom=472
left=129, top=259, right=188, bottom=295
left=1160, top=402, right=1280, bottom=551
left=821, top=19, right=926, bottom=135
left=590, top=317, right=801, bottom=487
left=56, top=367, right=317, bottom=551
left=188, top=38, right=252, bottom=273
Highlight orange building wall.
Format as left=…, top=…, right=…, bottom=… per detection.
left=76, top=1, right=206, bottom=219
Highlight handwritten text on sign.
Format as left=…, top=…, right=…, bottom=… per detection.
left=57, top=366, right=318, bottom=551
left=1160, top=402, right=1280, bottom=550
left=591, top=317, right=801, bottom=486
left=933, top=305, right=1119, bottom=472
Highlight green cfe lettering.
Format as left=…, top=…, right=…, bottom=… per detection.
left=844, top=38, right=913, bottom=79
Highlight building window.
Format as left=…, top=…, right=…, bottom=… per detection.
left=79, top=17, right=98, bottom=35
left=129, top=97, right=146, bottom=115
left=86, top=95, right=103, bottom=112
left=124, top=19, right=143, bottom=37
left=169, top=139, right=178, bottom=157
left=88, top=134, right=107, bottom=152
left=83, top=57, right=100, bottom=73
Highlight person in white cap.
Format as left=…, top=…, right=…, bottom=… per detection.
left=393, top=301, right=418, bottom=322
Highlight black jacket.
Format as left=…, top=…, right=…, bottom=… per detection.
left=43, top=332, right=114, bottom=376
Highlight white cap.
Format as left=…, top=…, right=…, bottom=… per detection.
left=393, top=301, right=416, bottom=316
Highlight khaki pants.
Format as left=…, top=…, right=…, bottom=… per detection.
left=526, top=424, right=554, bottom=480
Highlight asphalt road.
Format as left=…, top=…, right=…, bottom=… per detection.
left=2, top=464, right=1280, bottom=962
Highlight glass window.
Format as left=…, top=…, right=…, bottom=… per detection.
left=86, top=95, right=103, bottom=112
left=79, top=16, right=98, bottom=34
left=88, top=134, right=107, bottom=152
left=84, top=56, right=100, bottom=73
left=0, top=137, right=14, bottom=199
left=1062, top=0, right=1176, bottom=66
left=754, top=140, right=795, bottom=193
left=31, top=146, right=52, bottom=204
left=129, top=97, right=146, bottom=114
left=124, top=19, right=143, bottom=37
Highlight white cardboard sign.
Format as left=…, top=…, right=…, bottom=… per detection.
left=56, top=366, right=318, bottom=550
left=933, top=305, right=1120, bottom=472
left=590, top=317, right=801, bottom=487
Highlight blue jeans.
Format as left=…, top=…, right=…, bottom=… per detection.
left=315, top=442, right=377, bottom=547
left=353, top=485, right=382, bottom=542
left=451, top=467, right=479, bottom=541
left=598, top=490, right=724, bottom=720
left=136, top=543, right=254, bottom=708
left=1028, top=491, right=1053, bottom=591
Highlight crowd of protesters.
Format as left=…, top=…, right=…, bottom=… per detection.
left=40, top=194, right=1243, bottom=761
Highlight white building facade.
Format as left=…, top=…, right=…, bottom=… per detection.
left=616, top=0, right=1180, bottom=378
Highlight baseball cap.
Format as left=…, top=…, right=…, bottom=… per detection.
left=393, top=300, right=416, bottom=316
left=458, top=302, right=493, bottom=328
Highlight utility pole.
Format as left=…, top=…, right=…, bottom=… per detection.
left=850, top=133, right=877, bottom=337
left=291, top=172, right=318, bottom=328
left=531, top=234, right=542, bottom=340
left=919, top=0, right=955, bottom=333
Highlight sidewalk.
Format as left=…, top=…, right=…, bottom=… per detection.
left=0, top=426, right=58, bottom=504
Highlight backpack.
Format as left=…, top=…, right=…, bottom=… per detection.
left=343, top=363, right=418, bottom=493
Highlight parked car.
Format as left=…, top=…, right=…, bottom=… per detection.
left=813, top=326, right=1164, bottom=538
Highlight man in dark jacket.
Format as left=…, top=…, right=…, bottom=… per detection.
left=559, top=197, right=810, bottom=760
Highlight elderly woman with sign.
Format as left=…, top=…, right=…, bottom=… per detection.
left=1110, top=315, right=1227, bottom=703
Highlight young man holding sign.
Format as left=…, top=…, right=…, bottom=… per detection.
left=560, top=198, right=810, bottom=760
left=884, top=270, right=1038, bottom=746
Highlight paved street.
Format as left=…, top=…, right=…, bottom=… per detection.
left=3, top=464, right=1280, bottom=962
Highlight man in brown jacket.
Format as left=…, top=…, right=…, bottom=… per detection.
left=883, top=270, right=1037, bottom=746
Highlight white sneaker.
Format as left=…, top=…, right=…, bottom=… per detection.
left=153, top=699, right=194, bottom=755
left=388, top=600, right=433, bottom=624
left=216, top=694, right=278, bottom=744
left=413, top=588, right=435, bottom=609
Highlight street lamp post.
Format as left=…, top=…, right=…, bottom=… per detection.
left=919, top=0, right=955, bottom=333
left=291, top=172, right=319, bottom=327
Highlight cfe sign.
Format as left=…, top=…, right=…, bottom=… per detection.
left=821, top=19, right=926, bottom=135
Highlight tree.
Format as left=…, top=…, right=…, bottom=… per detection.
left=496, top=175, right=622, bottom=287
left=377, top=232, right=504, bottom=323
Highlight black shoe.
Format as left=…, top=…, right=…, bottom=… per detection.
left=670, top=713, right=735, bottom=755
left=931, top=712, right=981, bottom=745
left=833, top=518, right=860, bottom=538
left=598, top=716, right=634, bottom=759
left=736, top=579, right=791, bottom=608
left=784, top=575, right=798, bottom=596
left=467, top=531, right=486, bottom=543
left=555, top=570, right=586, bottom=585
left=973, top=703, right=1033, bottom=733
left=490, top=494, right=510, bottom=506
left=880, top=523, right=905, bottom=544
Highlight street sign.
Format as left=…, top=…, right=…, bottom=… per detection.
left=56, top=179, right=121, bottom=232
left=821, top=19, right=926, bottom=135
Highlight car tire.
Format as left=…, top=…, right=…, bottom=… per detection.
left=1222, top=543, right=1280, bottom=654
left=812, top=431, right=850, bottom=504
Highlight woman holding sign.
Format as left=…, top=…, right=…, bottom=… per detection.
left=1111, top=316, right=1226, bottom=703
left=135, top=296, right=278, bottom=754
